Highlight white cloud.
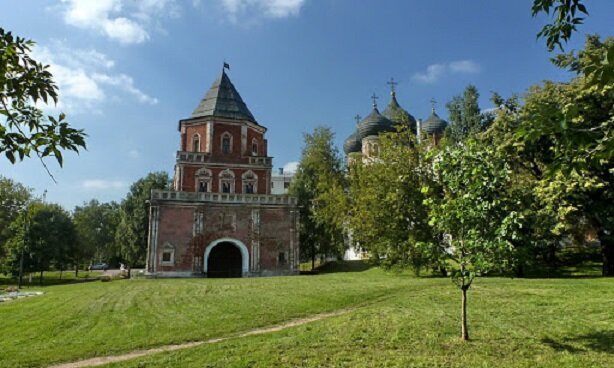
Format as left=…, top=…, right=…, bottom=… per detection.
left=449, top=60, right=481, bottom=74
left=218, top=0, right=306, bottom=22
left=93, top=74, right=158, bottom=105
left=33, top=41, right=158, bottom=114
left=283, top=161, right=299, bottom=174
left=82, top=179, right=126, bottom=190
left=413, top=60, right=481, bottom=84
left=128, top=149, right=140, bottom=159
left=60, top=0, right=178, bottom=44
left=413, top=63, right=446, bottom=84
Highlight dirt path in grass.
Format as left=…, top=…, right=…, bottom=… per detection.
left=49, top=308, right=353, bottom=368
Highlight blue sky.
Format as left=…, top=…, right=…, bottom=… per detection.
left=1, top=0, right=613, bottom=210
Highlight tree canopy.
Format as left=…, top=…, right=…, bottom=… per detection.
left=0, top=27, right=86, bottom=179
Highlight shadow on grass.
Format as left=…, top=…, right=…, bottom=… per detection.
left=315, top=260, right=374, bottom=274
left=542, top=330, right=614, bottom=354
left=0, top=273, right=101, bottom=288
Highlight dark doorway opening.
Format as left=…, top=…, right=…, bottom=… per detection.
left=207, top=242, right=243, bottom=278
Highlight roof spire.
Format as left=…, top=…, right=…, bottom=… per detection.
left=371, top=93, right=379, bottom=109
left=430, top=97, right=437, bottom=113
left=222, top=61, right=230, bottom=73
left=387, top=77, right=398, bottom=98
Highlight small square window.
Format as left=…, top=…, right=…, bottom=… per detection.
left=162, top=252, right=172, bottom=263
left=278, top=252, right=286, bottom=264
left=284, top=182, right=289, bottom=189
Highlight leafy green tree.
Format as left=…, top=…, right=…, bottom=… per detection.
left=424, top=140, right=523, bottom=340
left=73, top=199, right=120, bottom=274
left=3, top=201, right=76, bottom=284
left=289, top=127, right=346, bottom=268
left=347, top=127, right=440, bottom=274
left=0, top=176, right=31, bottom=259
left=0, top=27, right=86, bottom=179
left=512, top=36, right=614, bottom=276
left=532, top=1, right=613, bottom=86
left=446, top=85, right=489, bottom=144
left=115, top=172, right=170, bottom=268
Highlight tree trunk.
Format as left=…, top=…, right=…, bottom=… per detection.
left=601, top=236, right=614, bottom=277
left=39, top=270, right=43, bottom=285
left=60, top=268, right=63, bottom=280
left=461, top=286, right=469, bottom=340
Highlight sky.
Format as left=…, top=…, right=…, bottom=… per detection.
left=1, top=0, right=613, bottom=210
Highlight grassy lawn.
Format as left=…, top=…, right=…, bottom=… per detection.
left=0, top=266, right=404, bottom=368
left=2, top=262, right=613, bottom=368
left=0, top=270, right=103, bottom=287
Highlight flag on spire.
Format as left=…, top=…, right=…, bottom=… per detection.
left=223, top=62, right=230, bottom=70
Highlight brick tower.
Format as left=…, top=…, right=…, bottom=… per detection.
left=146, top=68, right=300, bottom=277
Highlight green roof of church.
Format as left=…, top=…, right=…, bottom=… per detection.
left=191, top=70, right=257, bottom=123
left=421, top=110, right=448, bottom=134
left=382, top=92, right=417, bottom=133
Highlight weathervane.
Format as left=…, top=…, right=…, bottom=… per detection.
left=430, top=97, right=437, bottom=112
left=371, top=93, right=379, bottom=108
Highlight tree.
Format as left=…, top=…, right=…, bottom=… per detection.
left=347, top=127, right=440, bottom=274
left=532, top=0, right=588, bottom=52
left=115, top=172, right=170, bottom=268
left=511, top=36, right=614, bottom=276
left=0, top=28, right=86, bottom=179
left=73, top=199, right=120, bottom=274
left=0, top=176, right=31, bottom=260
left=532, top=1, right=613, bottom=86
left=423, top=140, right=522, bottom=340
left=289, top=127, right=346, bottom=268
left=446, top=85, right=490, bottom=144
left=3, top=201, right=76, bottom=284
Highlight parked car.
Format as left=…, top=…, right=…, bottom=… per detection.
left=89, top=263, right=109, bottom=271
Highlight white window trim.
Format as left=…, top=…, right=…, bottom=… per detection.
left=242, top=170, right=258, bottom=194
left=192, top=133, right=201, bottom=152
left=219, top=168, right=235, bottom=193
left=160, top=242, right=175, bottom=265
left=195, top=168, right=213, bottom=193
left=221, top=132, right=233, bottom=154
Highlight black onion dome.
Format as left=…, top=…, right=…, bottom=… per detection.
left=357, top=107, right=396, bottom=139
left=421, top=110, right=448, bottom=134
left=382, top=93, right=417, bottom=132
left=343, top=130, right=361, bottom=154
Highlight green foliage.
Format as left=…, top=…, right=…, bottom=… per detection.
left=0, top=27, right=86, bottom=178
left=446, top=85, right=490, bottom=143
left=73, top=199, right=120, bottom=267
left=115, top=172, right=170, bottom=267
left=0, top=176, right=31, bottom=259
left=347, top=126, right=440, bottom=274
left=290, top=127, right=346, bottom=263
left=532, top=0, right=588, bottom=52
left=2, top=201, right=76, bottom=277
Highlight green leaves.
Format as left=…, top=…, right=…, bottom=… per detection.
left=0, top=27, right=86, bottom=177
left=532, top=0, right=589, bottom=52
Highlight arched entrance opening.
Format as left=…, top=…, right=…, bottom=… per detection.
left=204, top=238, right=249, bottom=278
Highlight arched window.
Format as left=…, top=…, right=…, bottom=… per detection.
left=251, top=139, right=258, bottom=156
left=219, top=169, right=235, bottom=193
left=192, top=134, right=200, bottom=152
left=221, top=132, right=232, bottom=154
left=242, top=170, right=258, bottom=194
left=195, top=168, right=212, bottom=193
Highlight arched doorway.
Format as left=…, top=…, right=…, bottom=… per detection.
left=204, top=238, right=249, bottom=278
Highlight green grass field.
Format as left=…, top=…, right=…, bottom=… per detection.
left=1, top=262, right=613, bottom=368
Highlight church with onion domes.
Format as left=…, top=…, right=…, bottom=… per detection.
left=343, top=79, right=448, bottom=163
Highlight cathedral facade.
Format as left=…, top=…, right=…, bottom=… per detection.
left=146, top=69, right=300, bottom=277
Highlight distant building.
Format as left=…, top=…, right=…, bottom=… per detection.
left=342, top=80, right=448, bottom=261
left=146, top=68, right=300, bottom=278
left=271, top=168, right=294, bottom=195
